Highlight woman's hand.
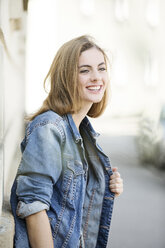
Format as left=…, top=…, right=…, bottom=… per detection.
left=109, top=167, right=123, bottom=197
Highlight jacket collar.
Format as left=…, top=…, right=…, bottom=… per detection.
left=80, top=116, right=100, bottom=139
left=66, top=114, right=100, bottom=143
left=66, top=114, right=81, bottom=143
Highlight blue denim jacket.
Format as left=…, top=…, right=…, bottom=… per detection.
left=10, top=111, right=115, bottom=248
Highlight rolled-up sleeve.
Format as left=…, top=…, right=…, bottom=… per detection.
left=16, top=123, right=64, bottom=218
left=16, top=200, right=49, bottom=219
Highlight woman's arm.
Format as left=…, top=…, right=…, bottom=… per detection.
left=26, top=210, right=54, bottom=248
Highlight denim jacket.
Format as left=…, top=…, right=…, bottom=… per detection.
left=10, top=110, right=115, bottom=248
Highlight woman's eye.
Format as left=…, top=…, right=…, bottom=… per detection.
left=99, top=67, right=106, bottom=71
left=80, top=69, right=89, bottom=73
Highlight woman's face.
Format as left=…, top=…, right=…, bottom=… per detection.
left=78, top=47, right=108, bottom=110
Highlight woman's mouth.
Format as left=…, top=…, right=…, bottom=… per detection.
left=86, top=85, right=102, bottom=91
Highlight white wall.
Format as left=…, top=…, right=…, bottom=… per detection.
left=0, top=0, right=27, bottom=214
left=0, top=32, right=4, bottom=216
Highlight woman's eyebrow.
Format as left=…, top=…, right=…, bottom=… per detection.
left=78, top=62, right=105, bottom=68
left=78, top=65, right=91, bottom=68
left=98, top=62, right=105, bottom=66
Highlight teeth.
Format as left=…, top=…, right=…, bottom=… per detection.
left=87, top=86, right=101, bottom=90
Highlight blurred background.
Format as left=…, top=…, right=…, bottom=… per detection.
left=0, top=0, right=165, bottom=247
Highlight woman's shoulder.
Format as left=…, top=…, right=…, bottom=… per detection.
left=26, top=110, right=65, bottom=135
left=20, top=111, right=67, bottom=150
left=33, top=110, right=62, bottom=124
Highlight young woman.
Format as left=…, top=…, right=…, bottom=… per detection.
left=10, top=35, right=123, bottom=248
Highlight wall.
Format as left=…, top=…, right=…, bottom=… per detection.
left=0, top=0, right=27, bottom=246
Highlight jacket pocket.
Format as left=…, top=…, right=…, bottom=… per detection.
left=62, top=160, right=84, bottom=201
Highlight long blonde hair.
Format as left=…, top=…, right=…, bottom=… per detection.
left=28, top=35, right=110, bottom=120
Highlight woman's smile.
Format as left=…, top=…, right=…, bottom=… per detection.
left=86, top=85, right=102, bottom=91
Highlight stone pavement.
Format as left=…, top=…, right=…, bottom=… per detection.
left=93, top=117, right=165, bottom=248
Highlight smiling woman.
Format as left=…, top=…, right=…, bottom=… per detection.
left=10, top=35, right=123, bottom=248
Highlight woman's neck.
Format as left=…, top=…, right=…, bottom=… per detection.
left=72, top=104, right=92, bottom=131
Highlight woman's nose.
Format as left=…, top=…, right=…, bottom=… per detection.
left=90, top=70, right=101, bottom=82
